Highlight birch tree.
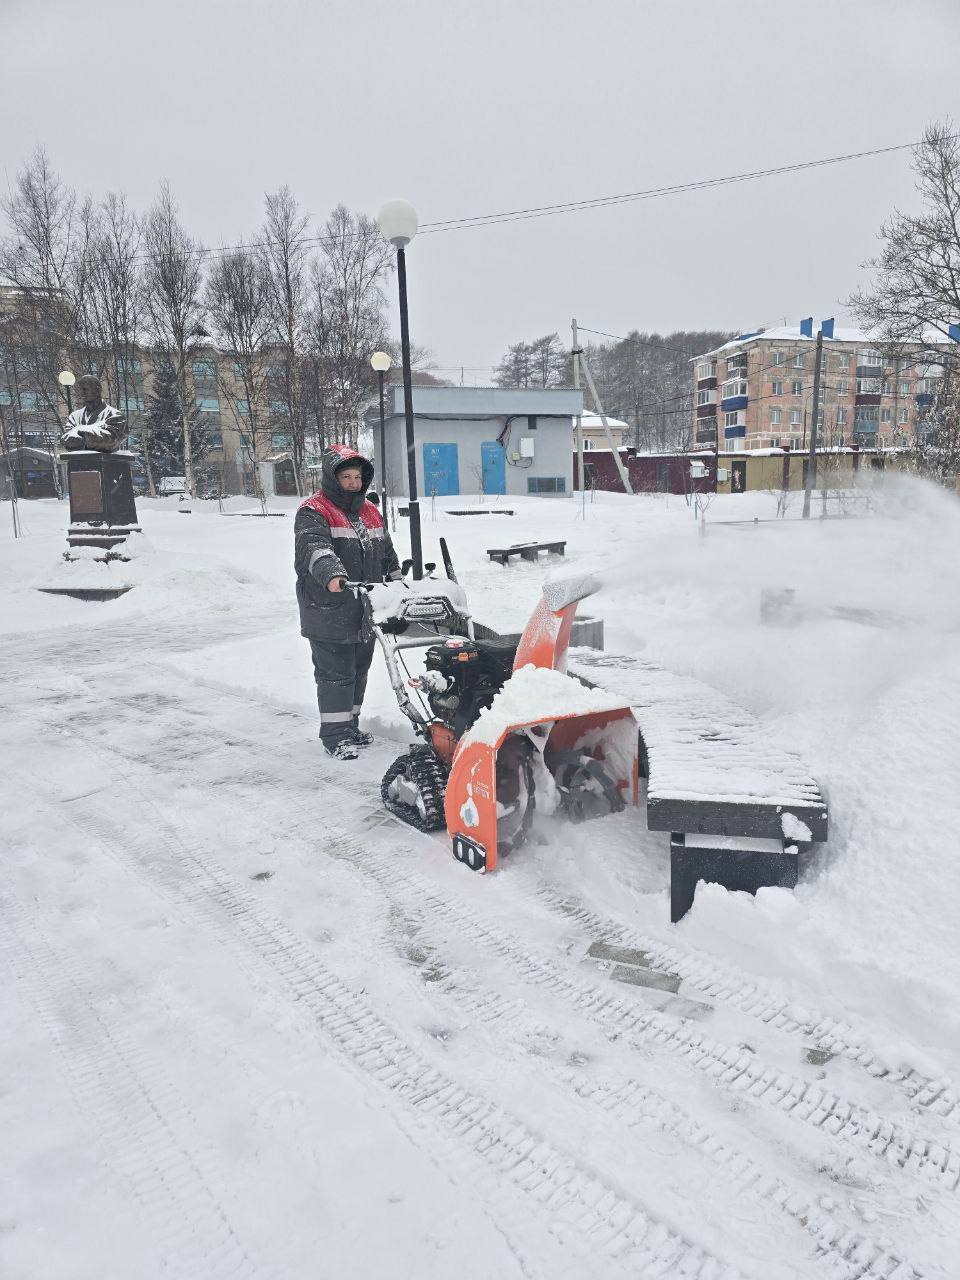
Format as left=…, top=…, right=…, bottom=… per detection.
left=261, top=186, right=309, bottom=493
left=142, top=184, right=206, bottom=497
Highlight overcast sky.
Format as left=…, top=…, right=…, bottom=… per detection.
left=4, top=0, right=958, bottom=379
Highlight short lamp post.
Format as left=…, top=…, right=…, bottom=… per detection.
left=370, top=350, right=392, bottom=531
left=376, top=199, right=423, bottom=579
left=58, top=368, right=76, bottom=415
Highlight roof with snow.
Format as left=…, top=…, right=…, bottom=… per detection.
left=694, top=325, right=881, bottom=360
left=579, top=411, right=628, bottom=430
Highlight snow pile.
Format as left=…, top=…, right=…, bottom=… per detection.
left=462, top=662, right=629, bottom=746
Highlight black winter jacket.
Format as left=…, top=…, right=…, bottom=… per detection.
left=294, top=446, right=401, bottom=642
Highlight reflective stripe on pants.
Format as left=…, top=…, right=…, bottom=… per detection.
left=309, top=637, right=375, bottom=742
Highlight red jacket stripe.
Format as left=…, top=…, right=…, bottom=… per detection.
left=300, top=492, right=384, bottom=530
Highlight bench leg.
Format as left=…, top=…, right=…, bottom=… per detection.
left=670, top=835, right=798, bottom=924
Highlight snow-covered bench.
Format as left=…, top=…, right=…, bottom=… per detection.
left=568, top=649, right=828, bottom=922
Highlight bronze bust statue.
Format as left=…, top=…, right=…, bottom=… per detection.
left=61, top=375, right=127, bottom=452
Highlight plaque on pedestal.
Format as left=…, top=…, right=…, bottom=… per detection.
left=66, top=450, right=140, bottom=530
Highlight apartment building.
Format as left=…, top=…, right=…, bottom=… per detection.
left=691, top=325, right=943, bottom=453
left=0, top=341, right=319, bottom=497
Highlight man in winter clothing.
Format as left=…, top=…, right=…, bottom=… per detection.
left=295, top=445, right=402, bottom=759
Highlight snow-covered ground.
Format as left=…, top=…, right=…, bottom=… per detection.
left=2, top=480, right=959, bottom=1279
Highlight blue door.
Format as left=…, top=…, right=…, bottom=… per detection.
left=480, top=440, right=506, bottom=495
left=422, top=443, right=459, bottom=496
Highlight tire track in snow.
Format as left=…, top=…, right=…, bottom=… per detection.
left=38, top=673, right=960, bottom=1203
left=0, top=894, right=264, bottom=1280
left=109, top=658, right=960, bottom=1134
left=321, top=832, right=960, bottom=1199
left=522, top=878, right=960, bottom=1129
left=61, top=799, right=751, bottom=1280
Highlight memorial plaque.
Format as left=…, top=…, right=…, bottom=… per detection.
left=71, top=470, right=104, bottom=517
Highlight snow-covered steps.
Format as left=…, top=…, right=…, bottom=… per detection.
left=569, top=648, right=828, bottom=920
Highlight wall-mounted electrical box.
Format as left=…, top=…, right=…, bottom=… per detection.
left=519, top=436, right=535, bottom=458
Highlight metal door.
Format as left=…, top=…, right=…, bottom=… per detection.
left=480, top=440, right=506, bottom=495
left=422, top=442, right=459, bottom=496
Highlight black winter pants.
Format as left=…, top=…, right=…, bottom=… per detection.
left=309, top=637, right=376, bottom=742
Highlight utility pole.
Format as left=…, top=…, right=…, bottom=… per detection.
left=572, top=318, right=585, bottom=516
left=802, top=329, right=824, bottom=519
left=579, top=343, right=635, bottom=495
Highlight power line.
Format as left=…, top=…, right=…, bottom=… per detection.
left=10, top=133, right=932, bottom=276
left=416, top=139, right=934, bottom=234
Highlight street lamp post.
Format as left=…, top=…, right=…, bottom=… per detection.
left=58, top=368, right=76, bottom=415
left=370, top=350, right=392, bottom=530
left=376, top=199, right=423, bottom=579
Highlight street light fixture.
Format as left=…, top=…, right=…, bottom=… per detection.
left=370, top=350, right=392, bottom=530
left=58, top=369, right=76, bottom=415
left=377, top=198, right=422, bottom=578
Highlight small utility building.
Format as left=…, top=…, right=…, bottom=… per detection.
left=372, top=385, right=583, bottom=498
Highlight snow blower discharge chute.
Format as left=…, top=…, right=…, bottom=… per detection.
left=355, top=548, right=638, bottom=873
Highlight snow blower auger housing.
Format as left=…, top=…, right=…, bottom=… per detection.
left=444, top=576, right=639, bottom=873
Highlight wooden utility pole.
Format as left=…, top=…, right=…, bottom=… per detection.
left=572, top=318, right=585, bottom=514
left=579, top=343, right=634, bottom=495
left=802, top=329, right=824, bottom=518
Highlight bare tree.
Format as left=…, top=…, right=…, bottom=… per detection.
left=304, top=205, right=392, bottom=449
left=85, top=194, right=154, bottom=493
left=494, top=341, right=533, bottom=388
left=142, top=184, right=206, bottom=497
left=206, top=246, right=273, bottom=511
left=261, top=186, right=309, bottom=493
left=0, top=149, right=83, bottom=491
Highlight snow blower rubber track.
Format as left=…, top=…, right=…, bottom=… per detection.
left=381, top=746, right=449, bottom=832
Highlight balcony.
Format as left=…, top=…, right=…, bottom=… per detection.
left=916, top=393, right=934, bottom=407
left=720, top=394, right=748, bottom=412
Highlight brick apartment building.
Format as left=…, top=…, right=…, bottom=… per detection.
left=691, top=325, right=944, bottom=453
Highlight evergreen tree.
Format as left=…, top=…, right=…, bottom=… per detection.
left=144, top=357, right=211, bottom=481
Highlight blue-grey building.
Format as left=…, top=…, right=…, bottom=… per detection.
left=370, top=385, right=583, bottom=499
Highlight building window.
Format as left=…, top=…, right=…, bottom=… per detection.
left=858, top=350, right=882, bottom=368
left=837, top=407, right=848, bottom=425
left=836, top=353, right=851, bottom=370
left=771, top=351, right=785, bottom=366
left=116, top=357, right=142, bottom=375
left=527, top=476, right=566, bottom=494
left=791, top=380, right=803, bottom=396
left=695, top=360, right=716, bottom=380
left=19, top=391, right=39, bottom=411
left=881, top=408, right=892, bottom=423
left=233, top=361, right=246, bottom=380
left=898, top=380, right=910, bottom=395
left=793, top=352, right=805, bottom=368
left=917, top=377, right=939, bottom=395
left=127, top=431, right=141, bottom=448
left=269, top=400, right=289, bottom=415
left=582, top=438, right=593, bottom=450
left=898, top=408, right=909, bottom=424
left=726, top=353, right=747, bottom=373
left=192, top=359, right=217, bottom=378
left=237, top=399, right=251, bottom=415
left=789, top=409, right=801, bottom=425
left=85, top=360, right=99, bottom=374
left=770, top=436, right=780, bottom=448
left=696, top=388, right=714, bottom=406
left=881, top=380, right=892, bottom=395
left=120, top=396, right=144, bottom=412
left=721, top=379, right=747, bottom=398
left=0, top=389, right=12, bottom=406
left=271, top=431, right=293, bottom=450
left=770, top=408, right=782, bottom=425
left=207, top=431, right=224, bottom=450
left=196, top=397, right=221, bottom=413
left=771, top=380, right=784, bottom=396
left=856, top=378, right=881, bottom=395
left=837, top=380, right=848, bottom=396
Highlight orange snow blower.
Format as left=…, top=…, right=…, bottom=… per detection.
left=443, top=576, right=638, bottom=873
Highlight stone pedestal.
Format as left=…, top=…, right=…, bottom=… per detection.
left=39, top=450, right=142, bottom=601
